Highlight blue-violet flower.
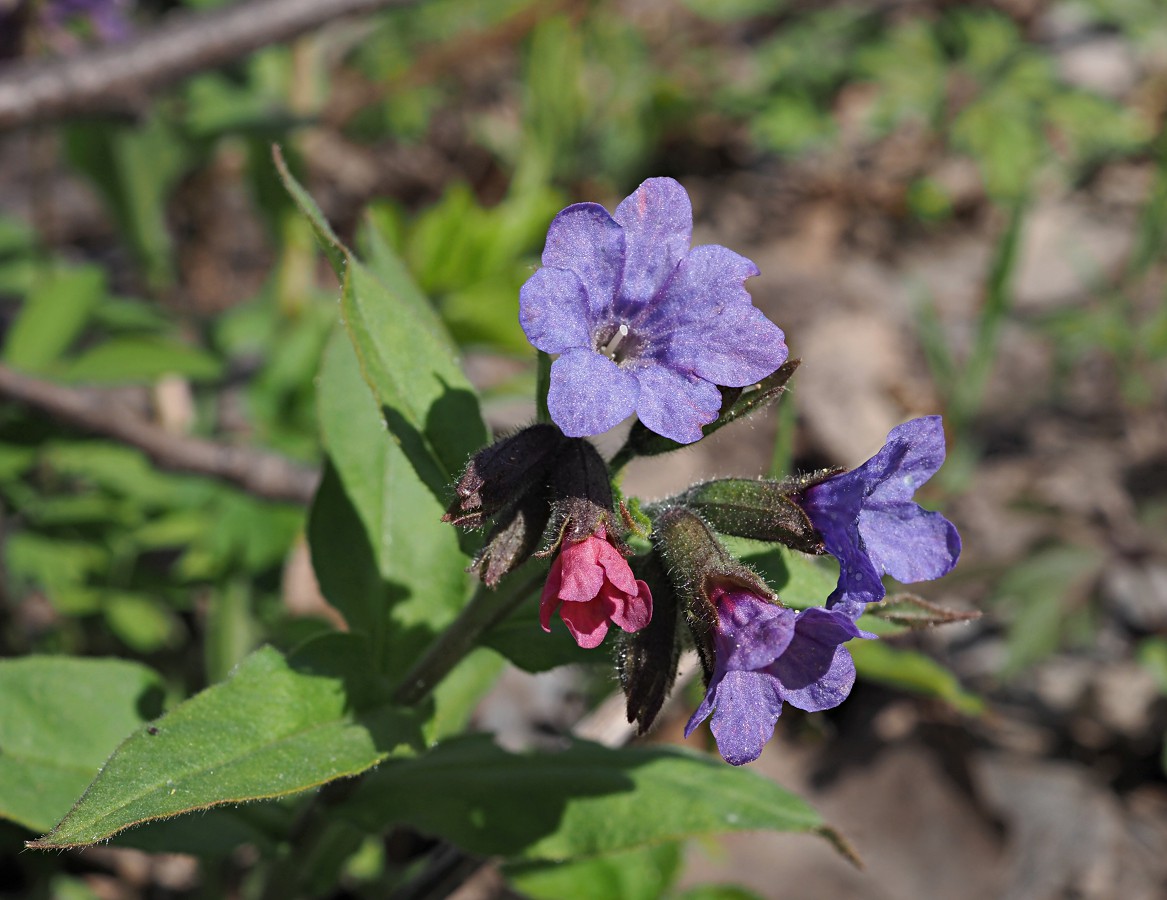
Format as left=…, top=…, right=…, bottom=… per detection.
left=519, top=177, right=788, bottom=444
left=685, top=586, right=865, bottom=765
left=798, top=415, right=962, bottom=619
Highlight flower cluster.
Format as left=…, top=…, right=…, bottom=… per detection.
left=447, top=177, right=964, bottom=767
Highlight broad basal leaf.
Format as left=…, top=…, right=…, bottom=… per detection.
left=0, top=657, right=163, bottom=834
left=276, top=148, right=486, bottom=492
left=312, top=331, right=472, bottom=677
left=32, top=635, right=422, bottom=849
left=338, top=735, right=821, bottom=861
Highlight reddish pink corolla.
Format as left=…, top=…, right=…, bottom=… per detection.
left=539, top=529, right=653, bottom=648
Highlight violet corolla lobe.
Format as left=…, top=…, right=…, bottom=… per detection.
left=798, top=416, right=962, bottom=619
left=685, top=587, right=864, bottom=766
left=519, top=177, right=787, bottom=444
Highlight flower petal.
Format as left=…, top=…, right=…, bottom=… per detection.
left=593, top=537, right=640, bottom=596
left=800, top=478, right=885, bottom=615
left=547, top=349, right=639, bottom=437
left=542, top=202, right=626, bottom=318
left=713, top=589, right=796, bottom=672
left=609, top=580, right=653, bottom=633
left=556, top=537, right=606, bottom=603
left=771, top=607, right=861, bottom=712
left=857, top=416, right=949, bottom=505
left=859, top=505, right=961, bottom=584
left=558, top=597, right=614, bottom=649
left=539, top=554, right=564, bottom=633
left=708, top=670, right=785, bottom=765
left=612, top=178, right=693, bottom=310
left=632, top=364, right=722, bottom=444
left=519, top=267, right=594, bottom=354
left=665, top=300, right=789, bottom=388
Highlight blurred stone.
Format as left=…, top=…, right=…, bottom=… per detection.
left=1057, top=36, right=1140, bottom=99
left=795, top=312, right=921, bottom=463
left=977, top=754, right=1165, bottom=900
left=1091, top=661, right=1161, bottom=739
left=1103, top=560, right=1167, bottom=631
left=679, top=742, right=1004, bottom=899
left=1013, top=199, right=1133, bottom=312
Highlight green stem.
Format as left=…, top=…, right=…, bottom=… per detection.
left=535, top=350, right=552, bottom=424
left=391, top=569, right=544, bottom=706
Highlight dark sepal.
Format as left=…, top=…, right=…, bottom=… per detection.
left=615, top=551, right=681, bottom=735
left=469, top=485, right=553, bottom=588
left=677, top=473, right=842, bottom=554
left=444, top=423, right=565, bottom=528
left=539, top=437, right=620, bottom=555
left=651, top=506, right=776, bottom=682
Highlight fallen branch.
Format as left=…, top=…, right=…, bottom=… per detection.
left=0, top=364, right=319, bottom=503
left=0, top=0, right=418, bottom=131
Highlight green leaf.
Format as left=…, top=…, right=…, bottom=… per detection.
left=104, top=592, right=183, bottom=653
left=338, top=736, right=821, bottom=861
left=64, top=118, right=189, bottom=287
left=31, top=635, right=423, bottom=849
left=727, top=539, right=837, bottom=610
left=1137, top=637, right=1167, bottom=695
left=0, top=657, right=164, bottom=833
left=481, top=585, right=602, bottom=673
left=58, top=336, right=222, bottom=383
left=506, top=841, right=682, bottom=900
left=271, top=146, right=346, bottom=274
left=277, top=151, right=487, bottom=490
left=425, top=648, right=505, bottom=743
left=992, top=544, right=1104, bottom=676
left=312, top=331, right=471, bottom=676
left=676, top=886, right=766, bottom=900
left=848, top=640, right=984, bottom=716
left=3, top=266, right=103, bottom=371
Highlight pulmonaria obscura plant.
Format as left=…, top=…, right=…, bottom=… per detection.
left=448, top=176, right=966, bottom=765
left=21, top=151, right=975, bottom=885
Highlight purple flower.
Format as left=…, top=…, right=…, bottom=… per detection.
left=43, top=0, right=133, bottom=43
left=685, top=587, right=864, bottom=766
left=519, top=178, right=788, bottom=444
left=798, top=416, right=962, bottom=619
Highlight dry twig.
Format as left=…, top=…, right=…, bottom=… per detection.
left=0, top=363, right=319, bottom=503
left=0, top=0, right=419, bottom=130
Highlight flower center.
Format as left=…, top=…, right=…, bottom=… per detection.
left=596, top=322, right=642, bottom=366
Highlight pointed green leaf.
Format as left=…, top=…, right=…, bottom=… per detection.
left=277, top=152, right=487, bottom=487
left=338, top=736, right=821, bottom=861
left=31, top=635, right=423, bottom=849
left=312, top=331, right=471, bottom=677
left=0, top=657, right=164, bottom=834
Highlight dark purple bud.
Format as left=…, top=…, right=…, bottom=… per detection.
left=541, top=437, right=619, bottom=554
left=615, top=551, right=681, bottom=734
left=444, top=424, right=565, bottom=528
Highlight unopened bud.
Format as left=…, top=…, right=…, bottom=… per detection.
left=677, top=472, right=840, bottom=554
left=444, top=424, right=565, bottom=528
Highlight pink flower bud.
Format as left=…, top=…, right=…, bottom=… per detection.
left=539, top=528, right=652, bottom=649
